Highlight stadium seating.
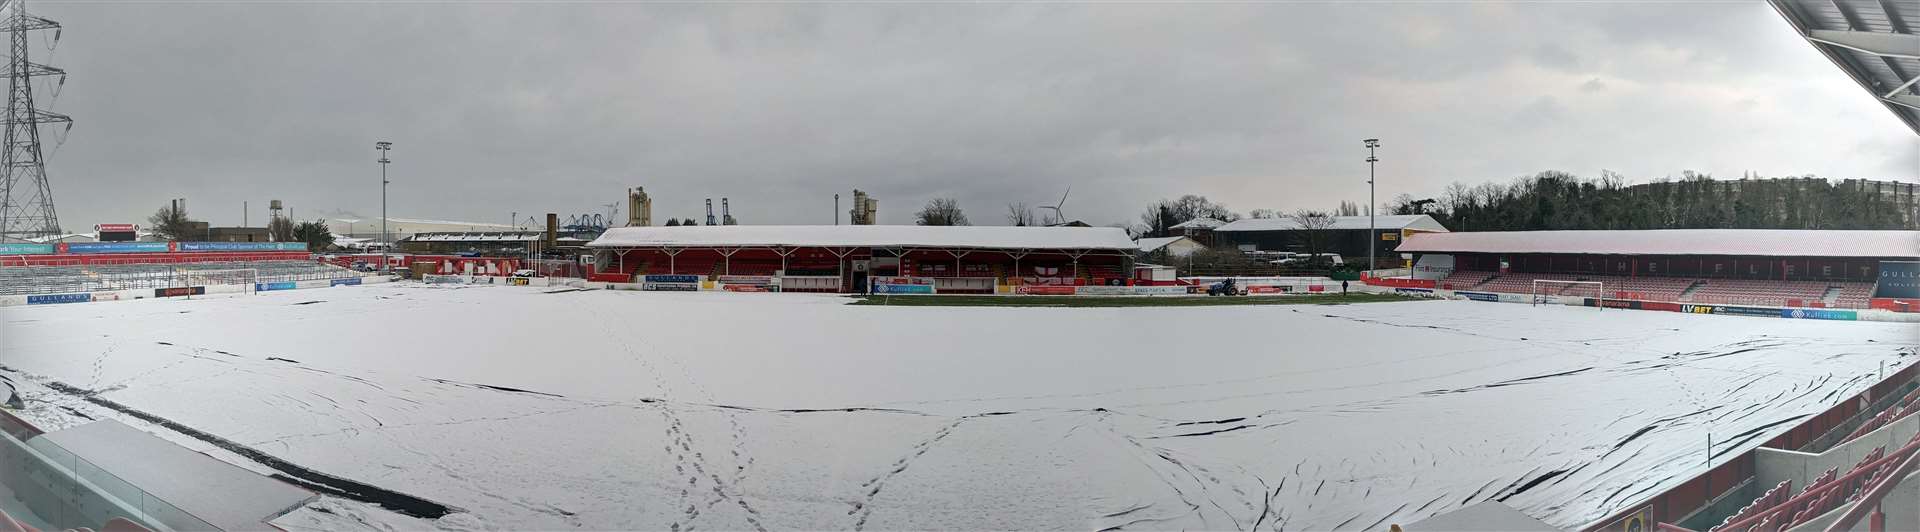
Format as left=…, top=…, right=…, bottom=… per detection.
left=0, top=260, right=362, bottom=296
left=1437, top=270, right=1497, bottom=290
left=1472, top=272, right=1596, bottom=296
left=1833, top=282, right=1874, bottom=309
left=720, top=262, right=781, bottom=277
left=1684, top=279, right=1835, bottom=308
left=1710, top=428, right=1920, bottom=532
left=1437, top=270, right=1878, bottom=309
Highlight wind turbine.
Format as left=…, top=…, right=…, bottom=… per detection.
left=1037, top=186, right=1071, bottom=226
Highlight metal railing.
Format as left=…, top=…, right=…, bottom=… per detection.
left=0, top=261, right=361, bottom=296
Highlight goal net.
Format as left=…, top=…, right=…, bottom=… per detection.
left=182, top=268, right=260, bottom=297
left=1531, top=279, right=1603, bottom=307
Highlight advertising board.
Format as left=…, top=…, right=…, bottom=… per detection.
left=716, top=275, right=774, bottom=286
left=330, top=278, right=363, bottom=287
left=1713, top=305, right=1780, bottom=317
left=1456, top=291, right=1499, bottom=302
left=1876, top=261, right=1920, bottom=299
left=644, top=274, right=702, bottom=284
left=1016, top=285, right=1076, bottom=295
left=177, top=242, right=307, bottom=252
left=1782, top=308, right=1857, bottom=321
left=872, top=283, right=934, bottom=294
left=0, top=243, right=53, bottom=255
left=66, top=242, right=170, bottom=254
left=27, top=293, right=92, bottom=305
left=153, top=286, right=205, bottom=298
left=643, top=282, right=699, bottom=291
left=255, top=281, right=298, bottom=291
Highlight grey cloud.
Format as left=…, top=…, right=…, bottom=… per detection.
left=1532, top=44, right=1582, bottom=70
left=24, top=2, right=1917, bottom=231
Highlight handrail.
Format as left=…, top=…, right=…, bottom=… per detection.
left=1712, top=437, right=1920, bottom=532
left=1822, top=440, right=1920, bottom=532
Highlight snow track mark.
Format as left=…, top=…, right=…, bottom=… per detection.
left=848, top=417, right=968, bottom=531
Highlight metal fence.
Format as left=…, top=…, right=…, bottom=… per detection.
left=0, top=260, right=362, bottom=296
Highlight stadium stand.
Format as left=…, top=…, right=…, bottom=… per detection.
left=587, top=225, right=1138, bottom=292
left=1708, top=428, right=1919, bottom=532
left=0, top=260, right=360, bottom=296
left=1398, top=229, right=1915, bottom=310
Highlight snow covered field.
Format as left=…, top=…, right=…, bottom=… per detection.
left=2, top=284, right=1914, bottom=531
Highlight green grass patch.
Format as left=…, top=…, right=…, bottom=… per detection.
left=847, top=292, right=1422, bottom=308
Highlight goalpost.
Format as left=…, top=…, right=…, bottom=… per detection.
left=181, top=268, right=260, bottom=298
left=1531, top=279, right=1604, bottom=308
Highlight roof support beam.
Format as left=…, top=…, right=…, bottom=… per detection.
left=1807, top=29, right=1920, bottom=59
left=1887, top=93, right=1920, bottom=111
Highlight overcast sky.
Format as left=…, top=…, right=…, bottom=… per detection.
left=28, top=1, right=1920, bottom=230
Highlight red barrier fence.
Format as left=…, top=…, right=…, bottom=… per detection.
left=1870, top=298, right=1919, bottom=313
left=1360, top=273, right=1436, bottom=289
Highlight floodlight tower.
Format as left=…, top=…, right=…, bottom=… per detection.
left=0, top=0, right=71, bottom=240
left=376, top=141, right=392, bottom=271
left=1364, top=138, right=1380, bottom=276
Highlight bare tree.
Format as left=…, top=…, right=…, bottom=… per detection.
left=1006, top=202, right=1035, bottom=226
left=1335, top=201, right=1362, bottom=217
left=267, top=216, right=295, bottom=242
left=1248, top=208, right=1277, bottom=219
left=1291, top=209, right=1336, bottom=262
left=915, top=198, right=971, bottom=226
left=147, top=201, right=201, bottom=241
left=1138, top=194, right=1239, bottom=236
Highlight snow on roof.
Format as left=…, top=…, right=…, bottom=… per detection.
left=1135, top=236, right=1190, bottom=253
left=1396, top=229, right=1920, bottom=258
left=589, top=225, right=1138, bottom=250
left=333, top=217, right=515, bottom=229
left=1216, top=214, right=1448, bottom=232
left=1170, top=217, right=1225, bottom=229
left=406, top=232, right=545, bottom=242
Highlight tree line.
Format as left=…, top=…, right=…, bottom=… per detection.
left=1386, top=171, right=1914, bottom=232
left=804, top=171, right=1918, bottom=233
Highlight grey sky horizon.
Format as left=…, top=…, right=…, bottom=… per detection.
left=28, top=1, right=1920, bottom=231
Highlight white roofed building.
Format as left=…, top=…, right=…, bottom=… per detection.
left=1214, top=214, right=1450, bottom=268
left=329, top=217, right=518, bottom=240
left=1135, top=236, right=1206, bottom=258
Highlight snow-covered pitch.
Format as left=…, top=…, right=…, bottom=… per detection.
left=1, top=285, right=1912, bottom=531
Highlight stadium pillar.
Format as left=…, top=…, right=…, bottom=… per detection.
left=376, top=141, right=392, bottom=272
left=1364, top=138, right=1380, bottom=275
